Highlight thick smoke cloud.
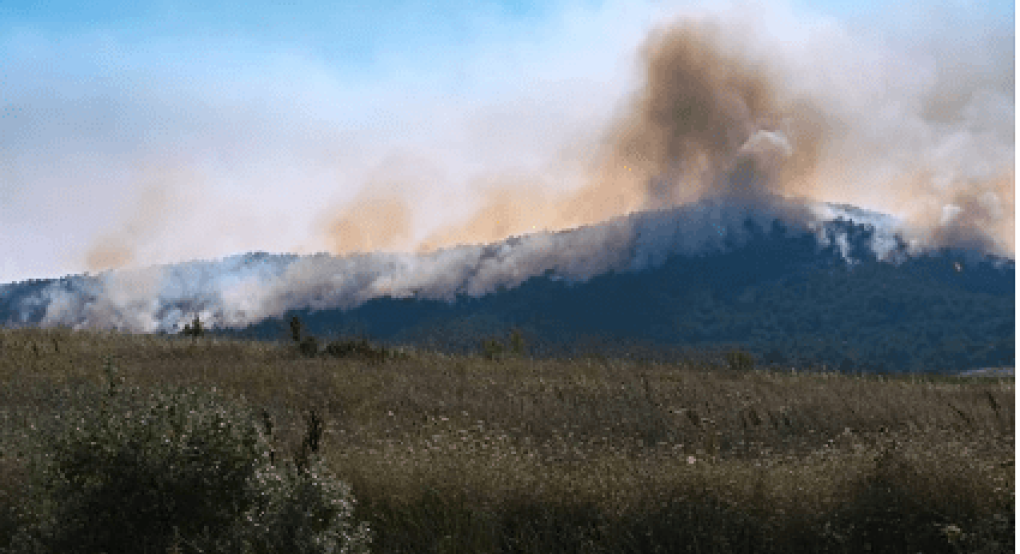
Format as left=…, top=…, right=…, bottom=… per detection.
left=777, top=3, right=1014, bottom=257
left=414, top=18, right=826, bottom=253
left=603, top=21, right=788, bottom=204
left=892, top=169, right=1015, bottom=257
left=407, top=11, right=1013, bottom=258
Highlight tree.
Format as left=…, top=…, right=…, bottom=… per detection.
left=290, top=316, right=303, bottom=343
left=509, top=327, right=526, bottom=356
left=181, top=315, right=204, bottom=341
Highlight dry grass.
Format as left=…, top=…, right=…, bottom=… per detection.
left=0, top=327, right=1014, bottom=553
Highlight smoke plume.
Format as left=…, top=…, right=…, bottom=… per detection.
left=322, top=193, right=413, bottom=255
left=415, top=19, right=829, bottom=254
left=82, top=164, right=204, bottom=273
left=409, top=9, right=1013, bottom=259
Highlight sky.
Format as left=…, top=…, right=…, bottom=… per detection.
left=0, top=0, right=1014, bottom=284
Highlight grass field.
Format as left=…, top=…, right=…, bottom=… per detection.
left=0, top=327, right=1013, bottom=553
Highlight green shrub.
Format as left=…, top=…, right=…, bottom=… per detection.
left=181, top=315, right=205, bottom=340
left=509, top=328, right=527, bottom=357
left=325, top=337, right=373, bottom=358
left=725, top=349, right=756, bottom=371
left=481, top=337, right=505, bottom=361
left=325, top=338, right=405, bottom=363
left=8, top=380, right=370, bottom=554
left=299, top=335, right=320, bottom=358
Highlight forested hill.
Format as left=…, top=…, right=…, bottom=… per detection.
left=221, top=217, right=1014, bottom=374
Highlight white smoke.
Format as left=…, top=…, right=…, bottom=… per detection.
left=18, top=191, right=916, bottom=333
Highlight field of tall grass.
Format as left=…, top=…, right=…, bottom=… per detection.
left=0, top=327, right=1013, bottom=553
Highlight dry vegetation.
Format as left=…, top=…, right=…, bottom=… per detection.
left=0, top=326, right=1014, bottom=553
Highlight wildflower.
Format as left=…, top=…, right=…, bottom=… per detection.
left=687, top=455, right=697, bottom=465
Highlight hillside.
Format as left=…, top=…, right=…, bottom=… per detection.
left=223, top=216, right=1014, bottom=373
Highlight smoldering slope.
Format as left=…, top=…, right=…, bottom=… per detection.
left=5, top=7, right=1015, bottom=333
left=15, top=196, right=911, bottom=333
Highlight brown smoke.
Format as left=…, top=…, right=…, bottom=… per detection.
left=82, top=170, right=188, bottom=273
left=416, top=19, right=831, bottom=254
left=415, top=15, right=1013, bottom=259
left=84, top=237, right=135, bottom=273
left=418, top=179, right=557, bottom=252
left=893, top=168, right=1015, bottom=256
left=321, top=192, right=413, bottom=255
left=604, top=21, right=779, bottom=203
left=418, top=159, right=649, bottom=254
left=592, top=20, right=839, bottom=207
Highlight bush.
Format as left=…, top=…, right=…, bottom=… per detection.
left=725, top=349, right=756, bottom=371
left=8, top=378, right=370, bottom=554
left=325, top=338, right=404, bottom=363
left=509, top=328, right=527, bottom=357
left=325, top=337, right=373, bottom=358
left=181, top=315, right=205, bottom=340
left=481, top=337, right=505, bottom=361
left=299, top=335, right=320, bottom=358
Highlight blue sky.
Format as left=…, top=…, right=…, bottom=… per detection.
left=8, top=1, right=1003, bottom=73
left=1, top=1, right=587, bottom=75
left=0, top=0, right=1014, bottom=283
